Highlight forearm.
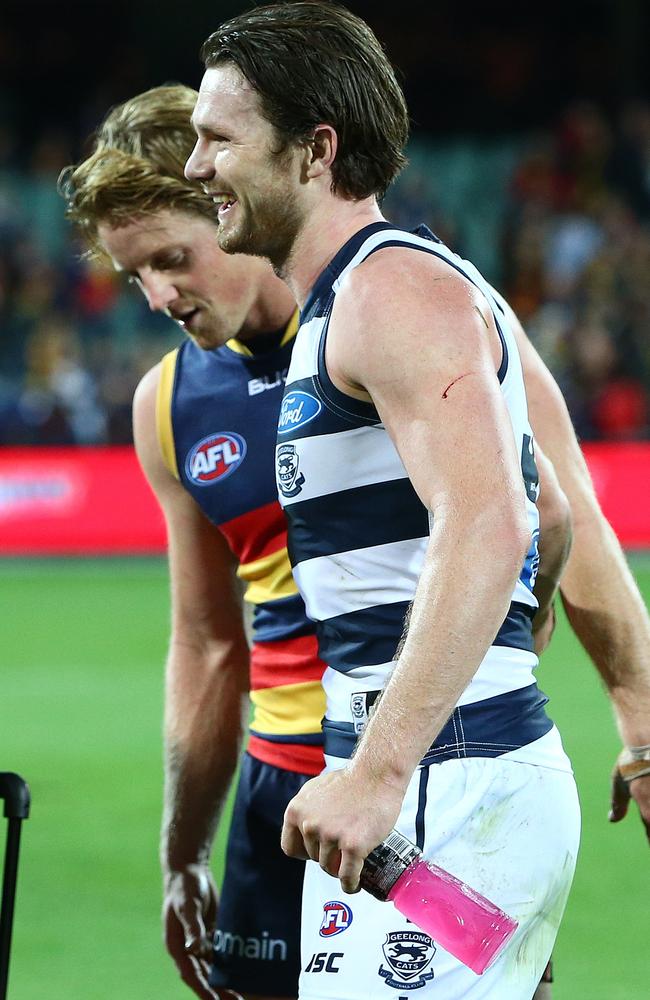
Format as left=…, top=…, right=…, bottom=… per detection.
left=561, top=510, right=650, bottom=744
left=161, top=636, right=250, bottom=873
left=512, top=320, right=650, bottom=742
left=352, top=508, right=528, bottom=787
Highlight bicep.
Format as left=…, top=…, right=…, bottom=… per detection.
left=336, top=263, right=525, bottom=515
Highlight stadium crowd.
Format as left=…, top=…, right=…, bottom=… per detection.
left=1, top=99, right=649, bottom=445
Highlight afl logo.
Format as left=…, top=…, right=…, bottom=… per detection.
left=186, top=432, right=247, bottom=486
left=319, top=901, right=353, bottom=938
left=278, top=391, right=321, bottom=434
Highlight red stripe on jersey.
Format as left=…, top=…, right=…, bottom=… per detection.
left=219, top=500, right=287, bottom=565
left=247, top=734, right=324, bottom=776
left=251, top=634, right=326, bottom=691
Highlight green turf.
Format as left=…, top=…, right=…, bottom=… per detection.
left=2, top=556, right=649, bottom=999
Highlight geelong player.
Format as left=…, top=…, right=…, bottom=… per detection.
left=186, top=3, right=650, bottom=998
left=60, top=85, right=327, bottom=1000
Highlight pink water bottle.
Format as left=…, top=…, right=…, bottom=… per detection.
left=359, top=830, right=518, bottom=975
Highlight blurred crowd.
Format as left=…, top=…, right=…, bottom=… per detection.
left=1, top=99, right=649, bottom=445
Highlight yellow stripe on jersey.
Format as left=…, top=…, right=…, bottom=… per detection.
left=279, top=309, right=300, bottom=346
left=250, top=680, right=326, bottom=736
left=156, top=350, right=180, bottom=480
left=238, top=546, right=298, bottom=605
left=225, top=308, right=300, bottom=356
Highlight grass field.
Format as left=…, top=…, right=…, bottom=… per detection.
left=2, top=556, right=650, bottom=999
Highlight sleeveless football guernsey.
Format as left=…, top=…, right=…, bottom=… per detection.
left=157, top=314, right=326, bottom=774
left=277, top=224, right=563, bottom=768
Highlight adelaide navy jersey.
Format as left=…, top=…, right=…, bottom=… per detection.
left=157, top=312, right=326, bottom=775
left=276, top=223, right=564, bottom=768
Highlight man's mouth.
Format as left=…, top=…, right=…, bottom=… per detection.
left=212, top=192, right=238, bottom=220
left=172, top=307, right=200, bottom=331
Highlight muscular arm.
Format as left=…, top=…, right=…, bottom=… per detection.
left=283, top=252, right=531, bottom=889
left=506, top=303, right=650, bottom=836
left=133, top=367, right=250, bottom=997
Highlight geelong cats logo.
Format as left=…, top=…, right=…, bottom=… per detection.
left=276, top=443, right=305, bottom=498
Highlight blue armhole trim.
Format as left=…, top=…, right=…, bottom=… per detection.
left=314, top=301, right=381, bottom=424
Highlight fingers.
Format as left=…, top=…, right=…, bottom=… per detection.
left=337, top=848, right=364, bottom=894
left=165, top=909, right=218, bottom=999
left=178, top=898, right=214, bottom=960
left=176, top=950, right=220, bottom=1000
left=282, top=807, right=362, bottom=889
left=280, top=813, right=311, bottom=860
left=319, top=841, right=343, bottom=878
left=628, top=774, right=650, bottom=845
left=609, top=767, right=630, bottom=823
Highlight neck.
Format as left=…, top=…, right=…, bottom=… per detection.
left=280, top=196, right=385, bottom=308
left=237, top=267, right=297, bottom=341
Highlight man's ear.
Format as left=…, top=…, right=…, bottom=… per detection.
left=303, top=124, right=338, bottom=180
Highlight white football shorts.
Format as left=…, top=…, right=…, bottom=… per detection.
left=299, top=730, right=580, bottom=1000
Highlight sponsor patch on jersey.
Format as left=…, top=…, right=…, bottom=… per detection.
left=248, top=369, right=288, bottom=396
left=277, top=443, right=305, bottom=498
left=319, top=901, right=353, bottom=938
left=185, top=432, right=247, bottom=486
left=378, top=931, right=436, bottom=990
left=278, top=390, right=322, bottom=434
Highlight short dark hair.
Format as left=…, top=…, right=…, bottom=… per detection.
left=201, top=1, right=409, bottom=201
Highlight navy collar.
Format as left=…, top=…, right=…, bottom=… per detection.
left=300, top=221, right=396, bottom=322
left=300, top=222, right=440, bottom=322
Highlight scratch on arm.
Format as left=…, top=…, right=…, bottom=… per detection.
left=442, top=373, right=471, bottom=399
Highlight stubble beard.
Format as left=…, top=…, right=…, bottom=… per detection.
left=217, top=186, right=302, bottom=275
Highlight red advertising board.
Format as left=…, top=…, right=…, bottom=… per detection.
left=0, top=443, right=648, bottom=555
left=0, top=447, right=165, bottom=555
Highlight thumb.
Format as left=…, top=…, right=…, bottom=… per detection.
left=609, top=768, right=630, bottom=824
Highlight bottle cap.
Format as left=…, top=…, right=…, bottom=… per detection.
left=359, top=829, right=421, bottom=901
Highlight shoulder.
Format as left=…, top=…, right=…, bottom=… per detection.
left=330, top=246, right=498, bottom=385
left=132, top=361, right=162, bottom=426
left=132, top=361, right=182, bottom=497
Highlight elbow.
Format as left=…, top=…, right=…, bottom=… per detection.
left=475, top=497, right=532, bottom=586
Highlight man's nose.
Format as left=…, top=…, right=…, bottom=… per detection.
left=185, top=138, right=214, bottom=182
left=140, top=272, right=179, bottom=313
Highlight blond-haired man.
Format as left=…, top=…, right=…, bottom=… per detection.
left=61, top=84, right=326, bottom=1000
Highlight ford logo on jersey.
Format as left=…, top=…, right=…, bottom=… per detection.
left=186, top=432, right=247, bottom=486
left=278, top=390, right=321, bottom=434
left=319, top=901, right=353, bottom=937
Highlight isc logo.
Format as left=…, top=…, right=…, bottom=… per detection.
left=305, top=952, right=343, bottom=974
left=186, top=432, right=247, bottom=486
left=319, top=901, right=353, bottom=938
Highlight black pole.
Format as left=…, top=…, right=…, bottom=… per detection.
left=0, top=774, right=30, bottom=1000
left=0, top=820, right=23, bottom=1000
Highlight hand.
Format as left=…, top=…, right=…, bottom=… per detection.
left=163, top=863, right=229, bottom=999
left=532, top=604, right=556, bottom=656
left=609, top=753, right=650, bottom=844
left=281, top=764, right=405, bottom=894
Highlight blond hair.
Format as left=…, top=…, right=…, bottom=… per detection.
left=58, top=84, right=214, bottom=259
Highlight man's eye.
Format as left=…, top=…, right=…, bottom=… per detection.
left=157, top=252, right=187, bottom=270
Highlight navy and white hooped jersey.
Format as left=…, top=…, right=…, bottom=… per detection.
left=276, top=222, right=564, bottom=769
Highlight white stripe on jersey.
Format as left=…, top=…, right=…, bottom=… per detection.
left=293, top=537, right=427, bottom=621
left=281, top=315, right=320, bottom=382
left=278, top=424, right=407, bottom=506
left=323, top=644, right=540, bottom=723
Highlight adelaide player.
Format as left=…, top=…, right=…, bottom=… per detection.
left=60, top=84, right=326, bottom=1000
